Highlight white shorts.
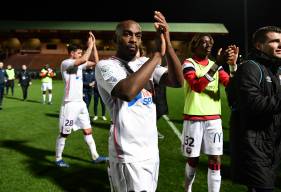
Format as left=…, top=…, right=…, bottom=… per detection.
left=181, top=119, right=223, bottom=157
left=108, top=158, right=159, bottom=192
left=59, top=101, right=91, bottom=134
left=41, top=82, right=52, bottom=91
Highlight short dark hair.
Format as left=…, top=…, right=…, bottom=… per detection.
left=189, top=33, right=214, bottom=53
left=67, top=44, right=82, bottom=53
left=115, top=20, right=141, bottom=38
left=252, top=26, right=281, bottom=44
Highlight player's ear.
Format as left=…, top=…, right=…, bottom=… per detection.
left=255, top=42, right=263, bottom=51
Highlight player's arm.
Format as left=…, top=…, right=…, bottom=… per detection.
left=183, top=60, right=210, bottom=93
left=225, top=45, right=239, bottom=77
left=111, top=52, right=162, bottom=101
left=154, top=11, right=184, bottom=88
left=218, top=45, right=239, bottom=86
left=87, top=36, right=99, bottom=67
left=206, top=45, right=239, bottom=81
left=74, top=32, right=95, bottom=66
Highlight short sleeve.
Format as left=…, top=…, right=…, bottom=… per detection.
left=153, top=65, right=167, bottom=84
left=61, top=59, right=75, bottom=72
left=80, top=63, right=88, bottom=70
left=95, top=60, right=126, bottom=94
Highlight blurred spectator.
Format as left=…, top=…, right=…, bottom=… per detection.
left=0, top=62, right=7, bottom=109
left=18, top=65, right=32, bottom=101
left=93, top=69, right=106, bottom=121
left=5, top=64, right=15, bottom=96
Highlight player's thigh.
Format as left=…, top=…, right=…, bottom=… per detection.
left=126, top=159, right=159, bottom=192
left=59, top=102, right=81, bottom=134
left=109, top=160, right=159, bottom=192
left=182, top=120, right=204, bottom=157
left=76, top=102, right=91, bottom=130
left=41, top=83, right=47, bottom=91
left=47, top=82, right=52, bottom=91
left=202, top=119, right=223, bottom=155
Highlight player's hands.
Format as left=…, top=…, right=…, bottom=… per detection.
left=89, top=81, right=95, bottom=87
left=154, top=11, right=170, bottom=43
left=153, top=11, right=166, bottom=56
left=29, top=82, right=32, bottom=85
left=88, top=31, right=95, bottom=48
left=225, top=45, right=239, bottom=66
left=48, top=68, right=53, bottom=73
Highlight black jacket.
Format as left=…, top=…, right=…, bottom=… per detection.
left=0, top=68, right=7, bottom=85
left=227, top=49, right=281, bottom=189
left=18, top=70, right=31, bottom=86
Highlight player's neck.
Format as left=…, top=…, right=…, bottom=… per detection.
left=116, top=51, right=136, bottom=62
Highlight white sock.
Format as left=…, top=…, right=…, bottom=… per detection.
left=208, top=168, right=221, bottom=192
left=185, top=162, right=196, bottom=192
left=43, top=94, right=46, bottom=102
left=84, top=134, right=99, bottom=160
left=48, top=94, right=52, bottom=102
left=55, top=136, right=66, bottom=161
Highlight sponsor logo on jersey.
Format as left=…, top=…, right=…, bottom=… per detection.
left=128, top=89, right=153, bottom=107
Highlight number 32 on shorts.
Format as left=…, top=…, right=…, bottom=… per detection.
left=184, top=136, right=194, bottom=147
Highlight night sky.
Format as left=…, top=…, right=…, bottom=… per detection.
left=1, top=0, right=280, bottom=56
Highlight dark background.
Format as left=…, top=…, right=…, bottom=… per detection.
left=0, top=0, right=280, bottom=57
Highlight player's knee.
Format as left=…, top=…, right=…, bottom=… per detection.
left=208, top=155, right=220, bottom=164
left=48, top=90, right=52, bottom=93
left=187, top=157, right=199, bottom=168
left=83, top=128, right=92, bottom=135
left=42, top=91, right=46, bottom=94
left=208, top=155, right=221, bottom=170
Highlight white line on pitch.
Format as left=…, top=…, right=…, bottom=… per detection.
left=162, top=115, right=181, bottom=141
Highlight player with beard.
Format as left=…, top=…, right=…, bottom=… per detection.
left=95, top=11, right=183, bottom=192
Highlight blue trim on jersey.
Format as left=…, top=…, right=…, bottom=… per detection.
left=128, top=92, right=142, bottom=107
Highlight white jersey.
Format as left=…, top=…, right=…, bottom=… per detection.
left=61, top=59, right=87, bottom=102
left=95, top=56, right=167, bottom=163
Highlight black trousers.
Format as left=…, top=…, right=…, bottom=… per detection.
left=6, top=80, right=14, bottom=95
left=93, top=89, right=105, bottom=116
left=83, top=89, right=92, bottom=109
left=21, top=85, right=29, bottom=100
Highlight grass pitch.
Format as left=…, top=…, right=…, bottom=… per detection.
left=0, top=80, right=280, bottom=192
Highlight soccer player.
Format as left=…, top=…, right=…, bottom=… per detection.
left=95, top=11, right=183, bottom=191
left=40, top=64, right=56, bottom=104
left=55, top=32, right=108, bottom=168
left=181, top=34, right=238, bottom=192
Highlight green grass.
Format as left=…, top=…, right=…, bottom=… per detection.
left=0, top=80, right=280, bottom=192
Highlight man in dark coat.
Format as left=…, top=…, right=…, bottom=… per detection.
left=0, top=62, right=7, bottom=109
left=18, top=64, right=32, bottom=101
left=227, top=26, right=281, bottom=192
